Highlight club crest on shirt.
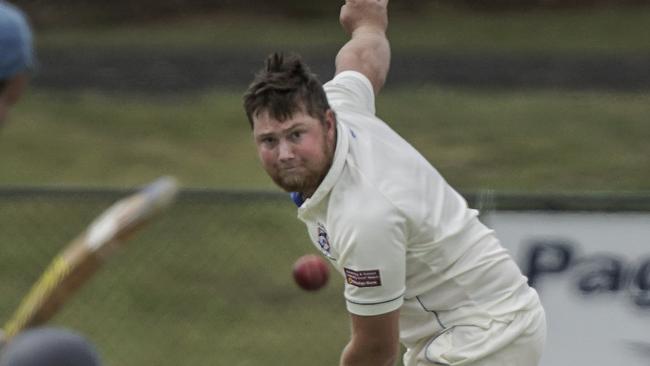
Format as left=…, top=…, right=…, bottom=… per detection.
left=316, top=223, right=332, bottom=257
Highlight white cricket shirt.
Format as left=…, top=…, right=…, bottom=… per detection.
left=293, top=71, right=540, bottom=349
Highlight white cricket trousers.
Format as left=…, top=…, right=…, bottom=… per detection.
left=403, top=305, right=546, bottom=366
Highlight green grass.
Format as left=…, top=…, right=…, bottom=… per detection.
left=2, top=87, right=649, bottom=192
left=390, top=5, right=650, bottom=53
left=35, top=6, right=650, bottom=53
left=0, top=196, right=351, bottom=366
left=379, top=88, right=650, bottom=192
left=0, top=90, right=266, bottom=189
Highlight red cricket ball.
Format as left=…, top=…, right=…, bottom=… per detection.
left=292, top=254, right=329, bottom=291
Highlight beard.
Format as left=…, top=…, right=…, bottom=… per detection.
left=269, top=135, right=334, bottom=197
left=271, top=167, right=327, bottom=193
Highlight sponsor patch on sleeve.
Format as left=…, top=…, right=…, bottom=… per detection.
left=344, top=268, right=382, bottom=288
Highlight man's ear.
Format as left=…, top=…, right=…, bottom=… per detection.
left=324, top=109, right=337, bottom=145
left=325, top=109, right=336, bottom=131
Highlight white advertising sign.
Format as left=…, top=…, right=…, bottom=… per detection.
left=483, top=211, right=650, bottom=366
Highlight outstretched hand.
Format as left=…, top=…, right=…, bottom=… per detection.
left=340, top=0, right=389, bottom=36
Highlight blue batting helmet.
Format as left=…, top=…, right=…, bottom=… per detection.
left=0, top=327, right=102, bottom=366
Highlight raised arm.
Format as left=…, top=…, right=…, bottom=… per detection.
left=335, top=0, right=390, bottom=95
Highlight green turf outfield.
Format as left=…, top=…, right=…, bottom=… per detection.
left=4, top=5, right=649, bottom=192
left=1, top=87, right=649, bottom=192
left=36, top=6, right=650, bottom=53
left=0, top=193, right=350, bottom=365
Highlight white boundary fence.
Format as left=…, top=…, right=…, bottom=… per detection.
left=476, top=192, right=650, bottom=366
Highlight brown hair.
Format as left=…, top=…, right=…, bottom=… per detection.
left=243, top=52, right=331, bottom=128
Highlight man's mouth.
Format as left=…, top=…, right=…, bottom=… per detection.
left=280, top=165, right=302, bottom=172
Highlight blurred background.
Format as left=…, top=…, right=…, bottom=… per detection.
left=1, top=0, right=649, bottom=365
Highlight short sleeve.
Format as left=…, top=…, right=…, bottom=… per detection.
left=333, top=202, right=406, bottom=316
left=323, top=71, right=376, bottom=115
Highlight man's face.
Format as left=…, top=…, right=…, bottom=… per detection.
left=253, top=108, right=336, bottom=198
left=0, top=74, right=28, bottom=126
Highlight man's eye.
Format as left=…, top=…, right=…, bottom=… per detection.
left=290, top=131, right=302, bottom=139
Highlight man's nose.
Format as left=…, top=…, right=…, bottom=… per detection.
left=278, top=140, right=295, bottom=161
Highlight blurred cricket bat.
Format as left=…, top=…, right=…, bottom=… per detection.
left=1, top=176, right=179, bottom=344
